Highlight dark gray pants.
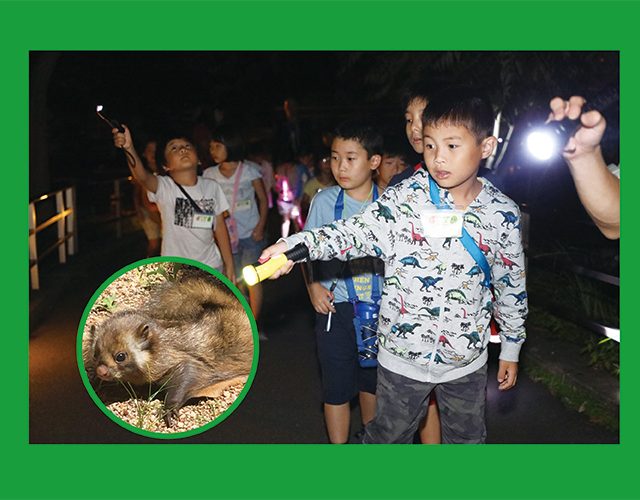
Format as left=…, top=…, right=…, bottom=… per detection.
left=363, top=363, right=488, bottom=444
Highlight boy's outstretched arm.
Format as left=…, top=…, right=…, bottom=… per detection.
left=548, top=96, right=619, bottom=239
left=258, top=190, right=395, bottom=281
left=258, top=241, right=295, bottom=280
left=112, top=125, right=159, bottom=193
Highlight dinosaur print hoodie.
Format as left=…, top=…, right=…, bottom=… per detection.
left=284, top=170, right=528, bottom=383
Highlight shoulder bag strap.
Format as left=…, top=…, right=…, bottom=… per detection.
left=334, top=186, right=382, bottom=304
left=228, top=162, right=244, bottom=215
left=172, top=178, right=205, bottom=213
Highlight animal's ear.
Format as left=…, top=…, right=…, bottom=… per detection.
left=139, top=323, right=150, bottom=338
left=136, top=323, right=153, bottom=350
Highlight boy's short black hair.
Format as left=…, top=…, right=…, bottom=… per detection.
left=422, top=86, right=495, bottom=143
left=211, top=126, right=245, bottom=162
left=381, top=134, right=409, bottom=160
left=333, top=120, right=383, bottom=158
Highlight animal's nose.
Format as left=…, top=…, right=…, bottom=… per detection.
left=96, top=365, right=110, bottom=379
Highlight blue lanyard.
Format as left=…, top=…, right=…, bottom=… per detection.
left=428, top=175, right=492, bottom=288
left=334, top=186, right=381, bottom=304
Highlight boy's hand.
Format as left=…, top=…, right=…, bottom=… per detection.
left=548, top=96, right=606, bottom=160
left=257, top=241, right=294, bottom=279
left=112, top=124, right=133, bottom=150
left=497, top=360, right=518, bottom=391
left=251, top=226, right=265, bottom=242
left=307, top=282, right=336, bottom=315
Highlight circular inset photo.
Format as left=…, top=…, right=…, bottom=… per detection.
left=77, top=258, right=257, bottom=439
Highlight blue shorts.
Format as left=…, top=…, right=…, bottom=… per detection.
left=315, top=302, right=377, bottom=405
left=233, top=236, right=266, bottom=271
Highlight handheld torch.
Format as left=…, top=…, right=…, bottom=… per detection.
left=96, top=105, right=125, bottom=133
left=526, top=89, right=618, bottom=162
left=242, top=243, right=309, bottom=286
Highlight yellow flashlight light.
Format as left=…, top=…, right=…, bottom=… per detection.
left=242, top=243, right=309, bottom=286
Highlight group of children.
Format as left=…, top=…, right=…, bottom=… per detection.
left=260, top=86, right=528, bottom=444
left=114, top=124, right=270, bottom=337
left=114, top=84, right=614, bottom=444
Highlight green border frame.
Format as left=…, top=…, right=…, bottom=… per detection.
left=75, top=256, right=259, bottom=440
left=13, top=1, right=636, bottom=499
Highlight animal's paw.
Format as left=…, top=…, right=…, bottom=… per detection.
left=163, top=407, right=179, bottom=427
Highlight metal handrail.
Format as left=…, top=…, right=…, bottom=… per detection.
left=572, top=265, right=620, bottom=342
left=29, top=186, right=77, bottom=290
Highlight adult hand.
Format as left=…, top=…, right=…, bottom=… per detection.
left=548, top=96, right=606, bottom=159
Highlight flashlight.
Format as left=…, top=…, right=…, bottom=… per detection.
left=526, top=89, right=618, bottom=162
left=96, top=105, right=125, bottom=133
left=242, top=243, right=309, bottom=286
left=526, top=117, right=579, bottom=161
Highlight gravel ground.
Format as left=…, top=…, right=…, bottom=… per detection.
left=81, top=262, right=248, bottom=435
left=106, top=381, right=245, bottom=434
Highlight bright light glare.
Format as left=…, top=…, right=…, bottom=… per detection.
left=604, top=326, right=620, bottom=343
left=526, top=129, right=557, bottom=161
left=96, top=105, right=103, bottom=112
left=242, top=265, right=259, bottom=286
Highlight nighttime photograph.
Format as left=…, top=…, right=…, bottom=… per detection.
left=29, top=51, right=619, bottom=445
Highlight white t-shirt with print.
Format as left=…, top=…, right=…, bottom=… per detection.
left=202, top=161, right=262, bottom=239
left=148, top=176, right=229, bottom=270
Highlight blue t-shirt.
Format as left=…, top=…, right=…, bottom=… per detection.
left=305, top=185, right=383, bottom=304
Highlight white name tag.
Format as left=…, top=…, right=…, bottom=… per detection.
left=421, top=209, right=464, bottom=238
left=235, top=199, right=252, bottom=211
left=192, top=213, right=214, bottom=229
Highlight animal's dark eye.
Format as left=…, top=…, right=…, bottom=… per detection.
left=114, top=352, right=127, bottom=363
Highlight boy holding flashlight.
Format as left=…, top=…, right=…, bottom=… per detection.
left=112, top=126, right=235, bottom=280
left=302, top=120, right=383, bottom=444
left=259, top=88, right=528, bottom=443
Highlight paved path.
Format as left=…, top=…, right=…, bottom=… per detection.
left=29, top=229, right=618, bottom=444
